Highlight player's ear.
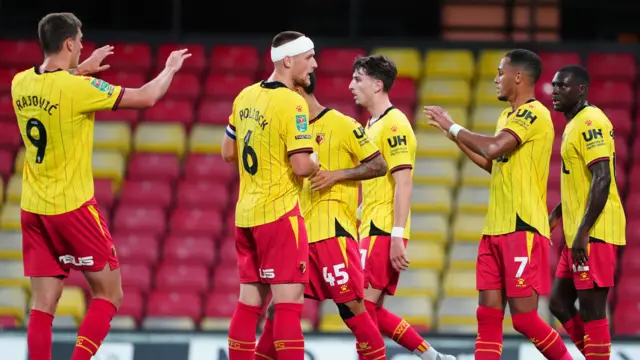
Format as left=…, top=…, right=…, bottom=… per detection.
left=578, top=84, right=587, bottom=96
left=375, top=79, right=383, bottom=93
left=514, top=70, right=523, bottom=85
left=282, top=56, right=293, bottom=69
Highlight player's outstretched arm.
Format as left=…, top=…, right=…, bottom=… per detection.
left=390, top=168, right=412, bottom=271
left=549, top=202, right=562, bottom=232
left=309, top=154, right=387, bottom=191
left=289, top=152, right=319, bottom=177
left=118, top=49, right=191, bottom=109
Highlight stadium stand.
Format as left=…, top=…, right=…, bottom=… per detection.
left=0, top=40, right=637, bottom=335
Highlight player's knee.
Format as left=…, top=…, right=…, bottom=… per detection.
left=266, top=301, right=276, bottom=321
left=548, top=294, right=570, bottom=320
left=32, top=292, right=62, bottom=314
left=337, top=303, right=356, bottom=320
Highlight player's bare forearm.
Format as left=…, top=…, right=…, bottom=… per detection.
left=392, top=169, right=412, bottom=229
left=577, top=161, right=611, bottom=237
left=550, top=202, right=562, bottom=221
left=456, top=130, right=518, bottom=161
left=455, top=138, right=492, bottom=173
left=139, top=68, right=177, bottom=104
left=221, top=134, right=238, bottom=162
left=336, top=154, right=387, bottom=181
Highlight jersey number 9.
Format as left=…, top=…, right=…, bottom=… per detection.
left=25, top=118, right=47, bottom=163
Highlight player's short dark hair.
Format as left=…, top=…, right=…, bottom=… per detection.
left=272, top=31, right=305, bottom=48
left=504, top=49, right=542, bottom=83
left=557, top=65, right=590, bottom=86
left=38, top=13, right=82, bottom=55
left=301, top=72, right=316, bottom=95
left=353, top=55, right=398, bottom=93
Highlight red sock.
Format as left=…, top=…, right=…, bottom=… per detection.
left=228, top=302, right=263, bottom=360
left=273, top=303, right=305, bottom=360
left=255, top=318, right=277, bottom=360
left=344, top=312, right=386, bottom=360
left=583, top=319, right=611, bottom=360
left=376, top=306, right=430, bottom=355
left=475, top=306, right=504, bottom=360
left=364, top=300, right=379, bottom=328
left=562, top=314, right=585, bottom=354
left=71, top=298, right=117, bottom=360
left=28, top=309, right=54, bottom=360
left=512, top=310, right=571, bottom=360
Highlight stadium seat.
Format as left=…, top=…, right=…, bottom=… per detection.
left=0, top=40, right=41, bottom=67
left=169, top=208, right=223, bottom=237
left=412, top=158, right=458, bottom=187
left=405, top=241, right=445, bottom=271
left=108, top=42, right=152, bottom=72
left=318, top=301, right=348, bottom=332
left=448, top=242, right=479, bottom=270
left=144, top=291, right=201, bottom=330
left=456, top=186, right=490, bottom=214
left=437, top=297, right=477, bottom=333
left=410, top=213, right=449, bottom=244
left=201, top=291, right=237, bottom=330
left=452, top=213, right=485, bottom=242
left=587, top=52, right=636, bottom=82
left=164, top=73, right=201, bottom=100
left=423, top=49, right=474, bottom=80
left=143, top=99, right=195, bottom=126
left=92, top=150, right=126, bottom=185
left=613, top=300, right=640, bottom=335
left=113, top=205, right=166, bottom=236
left=135, top=122, right=187, bottom=157
left=95, top=108, right=141, bottom=125
left=127, top=153, right=181, bottom=182
left=163, top=234, right=216, bottom=266
left=120, top=263, right=152, bottom=292
left=418, top=79, right=470, bottom=106
left=112, top=232, right=159, bottom=266
left=0, top=287, right=27, bottom=324
left=0, top=96, right=16, bottom=123
left=460, top=159, right=491, bottom=187
left=197, top=99, right=233, bottom=125
left=210, top=45, right=260, bottom=75
left=476, top=49, right=509, bottom=78
left=115, top=288, right=144, bottom=324
left=474, top=79, right=504, bottom=105
left=384, top=296, right=433, bottom=330
left=0, top=120, right=21, bottom=150
left=93, top=122, right=132, bottom=155
left=537, top=51, right=581, bottom=76
left=389, top=77, right=417, bottom=104
left=443, top=269, right=476, bottom=297
left=5, top=174, right=21, bottom=203
left=589, top=81, right=634, bottom=109
left=0, top=260, right=27, bottom=287
left=470, top=105, right=504, bottom=132
left=0, top=203, right=21, bottom=231
left=0, top=231, right=21, bottom=260
left=188, top=124, right=225, bottom=154
left=183, top=153, right=236, bottom=183
left=0, top=149, right=14, bottom=179
left=323, top=100, right=359, bottom=120
left=414, top=105, right=468, bottom=131
left=395, top=269, right=440, bottom=299
left=415, top=131, right=460, bottom=159
left=155, top=263, right=209, bottom=293
left=314, top=76, right=353, bottom=101
left=156, top=43, right=207, bottom=75
left=372, top=47, right=422, bottom=80
left=176, top=180, right=230, bottom=210
left=94, top=179, right=115, bottom=212
left=316, top=47, right=367, bottom=76
left=411, top=184, right=453, bottom=215
left=119, top=180, right=173, bottom=210
left=204, top=73, right=254, bottom=99
left=56, top=287, right=86, bottom=323
left=601, top=108, right=632, bottom=136
left=216, top=239, right=237, bottom=267
left=0, top=68, right=19, bottom=94
left=212, top=265, right=240, bottom=293
left=99, top=71, right=146, bottom=89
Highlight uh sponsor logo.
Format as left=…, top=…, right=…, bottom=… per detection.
left=59, top=255, right=94, bottom=267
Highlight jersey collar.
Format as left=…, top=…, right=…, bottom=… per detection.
left=507, top=98, right=537, bottom=116
left=367, top=106, right=395, bottom=127
left=309, top=108, right=332, bottom=125
left=33, top=66, right=63, bottom=75
left=260, top=80, right=288, bottom=89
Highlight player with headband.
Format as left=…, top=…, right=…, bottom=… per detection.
left=222, top=31, right=319, bottom=360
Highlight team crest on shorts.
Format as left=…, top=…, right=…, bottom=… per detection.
left=299, top=261, right=307, bottom=274
left=316, top=133, right=325, bottom=145
left=295, top=114, right=308, bottom=132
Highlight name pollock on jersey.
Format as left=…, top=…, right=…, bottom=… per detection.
left=238, top=107, right=269, bottom=130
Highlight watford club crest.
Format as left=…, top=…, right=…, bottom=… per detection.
left=316, top=133, right=325, bottom=145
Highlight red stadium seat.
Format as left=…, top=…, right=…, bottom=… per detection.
left=169, top=208, right=223, bottom=237
left=94, top=179, right=115, bottom=212
left=113, top=205, right=166, bottom=236
left=627, top=219, right=640, bottom=248
left=164, top=73, right=201, bottom=100
left=217, top=239, right=236, bottom=266
left=184, top=154, right=236, bottom=182
left=120, top=263, right=152, bottom=292
left=156, top=43, right=207, bottom=76
left=0, top=40, right=41, bottom=67
left=314, top=76, right=352, bottom=101
left=79, top=42, right=97, bottom=63
left=127, top=153, right=180, bottom=182
left=601, top=108, right=632, bottom=136
left=614, top=299, right=640, bottom=335
left=615, top=139, right=629, bottom=165
left=0, top=68, right=20, bottom=94
left=302, top=299, right=319, bottom=326
left=389, top=77, right=417, bottom=104
left=95, top=109, right=141, bottom=125
left=204, top=73, right=254, bottom=99
left=0, top=148, right=14, bottom=178
left=322, top=101, right=359, bottom=120
left=589, top=81, right=633, bottom=109
left=163, top=234, right=216, bottom=265
left=197, top=99, right=233, bottom=125
left=260, top=50, right=273, bottom=77
left=143, top=99, right=195, bottom=125
left=537, top=52, right=581, bottom=76
left=118, top=288, right=144, bottom=321
left=393, top=102, right=416, bottom=123
left=0, top=95, right=16, bottom=122
left=210, top=45, right=260, bottom=75
left=112, top=232, right=160, bottom=265
left=119, top=180, right=173, bottom=210
left=205, top=291, right=237, bottom=318
left=0, top=316, right=18, bottom=329
left=0, top=120, right=22, bottom=151
left=212, top=265, right=240, bottom=293
left=146, top=290, right=203, bottom=320
left=108, top=43, right=152, bottom=72
left=534, top=78, right=553, bottom=106
left=621, top=248, right=640, bottom=273
left=155, top=263, right=209, bottom=293
left=176, top=180, right=230, bottom=210
left=587, top=52, right=636, bottom=83
left=550, top=111, right=565, bottom=135
left=316, top=47, right=367, bottom=76
left=99, top=71, right=147, bottom=89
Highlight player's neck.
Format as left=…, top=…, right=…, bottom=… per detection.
left=564, top=99, right=589, bottom=121
left=268, top=70, right=295, bottom=90
left=41, top=55, right=72, bottom=72
left=366, top=94, right=392, bottom=119
left=509, top=88, right=536, bottom=111
left=307, top=100, right=326, bottom=121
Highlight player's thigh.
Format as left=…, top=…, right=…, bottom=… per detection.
left=314, top=237, right=365, bottom=304
left=304, top=242, right=328, bottom=301
left=50, top=205, right=120, bottom=273
left=84, top=266, right=123, bottom=306
left=476, top=235, right=504, bottom=292
left=359, top=236, right=398, bottom=295
left=235, top=226, right=260, bottom=284
left=20, top=210, right=68, bottom=278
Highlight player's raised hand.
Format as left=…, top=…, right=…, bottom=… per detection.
left=390, top=237, right=409, bottom=272
left=77, top=45, right=114, bottom=75
left=165, top=49, right=192, bottom=73
left=424, top=106, right=455, bottom=133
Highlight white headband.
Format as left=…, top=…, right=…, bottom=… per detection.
left=270, top=36, right=314, bottom=62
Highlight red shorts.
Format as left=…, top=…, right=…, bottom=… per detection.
left=359, top=235, right=408, bottom=296
left=555, top=241, right=618, bottom=290
left=21, top=200, right=119, bottom=277
left=476, top=231, right=550, bottom=297
left=235, top=205, right=309, bottom=284
left=305, top=237, right=364, bottom=303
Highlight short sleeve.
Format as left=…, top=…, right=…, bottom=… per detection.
left=344, top=119, right=380, bottom=162
left=576, top=117, right=611, bottom=167
left=281, top=97, right=315, bottom=156
left=226, top=98, right=237, bottom=141
left=501, top=106, right=545, bottom=145
left=381, top=121, right=414, bottom=173
left=71, top=76, right=124, bottom=113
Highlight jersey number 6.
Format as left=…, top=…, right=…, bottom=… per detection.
left=25, top=118, right=47, bottom=163
left=242, top=130, right=258, bottom=175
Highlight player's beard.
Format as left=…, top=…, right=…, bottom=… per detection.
left=293, top=73, right=310, bottom=88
